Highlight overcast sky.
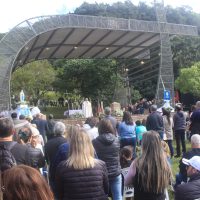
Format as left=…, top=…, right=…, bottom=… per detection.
left=0, top=0, right=199, bottom=33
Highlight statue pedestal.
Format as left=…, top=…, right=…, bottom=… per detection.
left=15, top=103, right=31, bottom=118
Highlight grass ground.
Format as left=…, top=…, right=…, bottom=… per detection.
left=168, top=140, right=191, bottom=199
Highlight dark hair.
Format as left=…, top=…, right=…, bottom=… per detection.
left=48, top=114, right=54, bottom=120
left=122, top=111, right=133, bottom=125
left=0, top=118, right=14, bottom=138
left=11, top=112, right=17, bottom=119
left=162, top=108, right=171, bottom=125
left=2, top=165, right=54, bottom=200
left=18, top=127, right=32, bottom=143
left=120, top=146, right=133, bottom=168
left=104, top=107, right=111, bottom=115
left=142, top=119, right=146, bottom=126
left=135, top=120, right=141, bottom=126
left=175, top=104, right=182, bottom=111
left=175, top=105, right=184, bottom=118
left=85, top=117, right=97, bottom=128
left=98, top=119, right=115, bottom=135
left=19, top=115, right=25, bottom=120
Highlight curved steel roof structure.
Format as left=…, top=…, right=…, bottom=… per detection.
left=0, top=14, right=198, bottom=111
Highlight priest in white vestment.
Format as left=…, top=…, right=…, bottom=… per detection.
left=82, top=98, right=93, bottom=118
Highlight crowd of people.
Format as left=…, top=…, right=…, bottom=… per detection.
left=0, top=101, right=200, bottom=200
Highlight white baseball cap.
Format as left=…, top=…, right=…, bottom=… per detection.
left=182, top=156, right=200, bottom=171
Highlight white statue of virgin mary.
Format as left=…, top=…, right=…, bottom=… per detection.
left=20, top=90, right=25, bottom=102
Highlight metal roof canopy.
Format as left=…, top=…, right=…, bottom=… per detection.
left=0, top=14, right=198, bottom=111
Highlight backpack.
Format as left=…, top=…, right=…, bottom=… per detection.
left=0, top=142, right=17, bottom=172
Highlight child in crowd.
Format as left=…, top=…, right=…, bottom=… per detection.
left=135, top=120, right=147, bottom=146
left=120, top=146, right=133, bottom=168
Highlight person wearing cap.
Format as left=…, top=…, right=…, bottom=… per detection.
left=173, top=103, right=186, bottom=157
left=146, top=104, right=164, bottom=139
left=190, top=101, right=200, bottom=136
left=175, top=156, right=200, bottom=200
left=176, top=134, right=200, bottom=186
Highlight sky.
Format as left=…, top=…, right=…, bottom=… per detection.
left=0, top=0, right=199, bottom=33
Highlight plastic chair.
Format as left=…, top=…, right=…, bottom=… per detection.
left=121, top=167, right=134, bottom=198
left=165, top=188, right=169, bottom=200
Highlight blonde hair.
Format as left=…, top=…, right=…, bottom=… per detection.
left=66, top=129, right=95, bottom=169
left=136, top=131, right=172, bottom=193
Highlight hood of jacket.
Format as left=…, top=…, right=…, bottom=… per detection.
left=97, top=133, right=115, bottom=145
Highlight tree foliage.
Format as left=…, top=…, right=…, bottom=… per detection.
left=175, top=62, right=200, bottom=97
left=11, top=60, right=56, bottom=101
left=171, top=36, right=200, bottom=77
left=52, top=59, right=122, bottom=103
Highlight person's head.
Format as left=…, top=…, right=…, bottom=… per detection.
left=182, top=156, right=200, bottom=177
left=150, top=104, right=157, bottom=112
left=0, top=118, right=14, bottom=138
left=104, top=107, right=111, bottom=115
left=162, top=107, right=171, bottom=124
left=54, top=122, right=65, bottom=136
left=175, top=103, right=182, bottom=111
left=2, top=165, right=54, bottom=200
left=18, top=127, right=32, bottom=143
left=135, top=120, right=141, bottom=126
left=120, top=146, right=133, bottom=168
left=142, top=118, right=146, bottom=126
left=65, top=125, right=80, bottom=141
left=98, top=119, right=115, bottom=135
left=136, top=131, right=172, bottom=193
left=122, top=111, right=133, bottom=125
left=36, top=113, right=41, bottom=119
left=67, top=129, right=95, bottom=169
left=191, top=134, right=200, bottom=148
left=11, top=112, right=17, bottom=119
left=85, top=117, right=97, bottom=128
left=30, top=127, right=40, bottom=147
left=48, top=114, right=53, bottom=120
left=19, top=115, right=25, bottom=120
left=196, top=101, right=200, bottom=109
left=162, top=107, right=170, bottom=116
left=25, top=116, right=32, bottom=122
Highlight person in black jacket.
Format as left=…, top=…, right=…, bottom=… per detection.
left=18, top=126, right=45, bottom=169
left=93, top=119, right=122, bottom=200
left=173, top=104, right=186, bottom=157
left=0, top=118, right=30, bottom=166
left=175, top=156, right=200, bottom=200
left=146, top=105, right=164, bottom=139
left=175, top=134, right=200, bottom=185
left=46, top=114, right=56, bottom=140
left=55, top=129, right=109, bottom=200
left=44, top=121, right=67, bottom=195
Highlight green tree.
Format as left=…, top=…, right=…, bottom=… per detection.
left=52, top=59, right=122, bottom=104
left=131, top=87, right=142, bottom=103
left=11, top=60, right=56, bottom=101
left=171, top=36, right=200, bottom=77
left=175, top=62, right=200, bottom=97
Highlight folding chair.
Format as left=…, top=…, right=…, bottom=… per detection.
left=121, top=167, right=134, bottom=199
